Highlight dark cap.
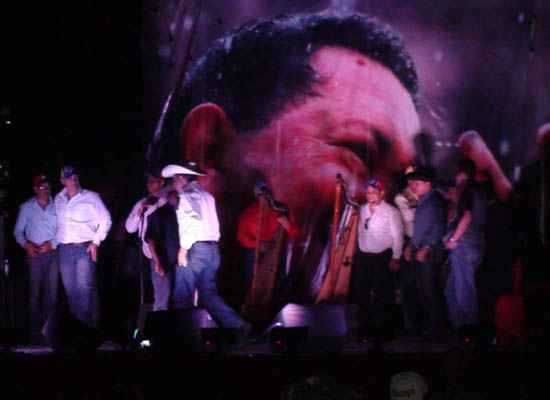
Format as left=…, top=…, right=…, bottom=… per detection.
left=366, top=177, right=386, bottom=191
left=405, top=166, right=436, bottom=182
left=60, top=165, right=78, bottom=179
left=32, top=173, right=49, bottom=187
left=145, top=168, right=163, bottom=179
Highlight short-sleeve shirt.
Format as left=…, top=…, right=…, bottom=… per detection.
left=450, top=184, right=487, bottom=246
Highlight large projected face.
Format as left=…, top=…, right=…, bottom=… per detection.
left=225, top=46, right=419, bottom=226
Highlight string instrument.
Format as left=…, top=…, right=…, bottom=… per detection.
left=316, top=174, right=359, bottom=304
left=241, top=190, right=289, bottom=322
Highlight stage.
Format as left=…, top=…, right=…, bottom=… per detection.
left=1, top=336, right=528, bottom=400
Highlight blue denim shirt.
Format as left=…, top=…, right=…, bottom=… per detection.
left=14, top=197, right=58, bottom=248
left=411, top=190, right=447, bottom=250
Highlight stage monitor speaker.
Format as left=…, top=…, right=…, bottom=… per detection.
left=143, top=308, right=221, bottom=352
left=267, top=303, right=359, bottom=354
left=42, top=307, right=101, bottom=353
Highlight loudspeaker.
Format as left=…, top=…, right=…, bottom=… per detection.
left=266, top=303, right=359, bottom=353
left=269, top=326, right=309, bottom=354
left=201, top=327, right=243, bottom=353
left=143, top=308, right=219, bottom=352
left=42, top=307, right=101, bottom=353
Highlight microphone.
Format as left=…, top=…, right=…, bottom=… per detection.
left=141, top=195, right=159, bottom=216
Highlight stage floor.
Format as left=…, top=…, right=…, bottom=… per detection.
left=9, top=335, right=457, bottom=356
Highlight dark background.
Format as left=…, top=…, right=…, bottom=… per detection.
left=1, top=1, right=145, bottom=238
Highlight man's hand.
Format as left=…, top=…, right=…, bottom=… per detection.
left=415, top=247, right=430, bottom=263
left=39, top=241, right=54, bottom=253
left=87, top=243, right=98, bottom=262
left=153, top=261, right=165, bottom=277
left=140, top=200, right=152, bottom=215
left=444, top=239, right=458, bottom=251
left=404, top=245, right=413, bottom=262
left=24, top=242, right=39, bottom=258
left=139, top=205, right=147, bottom=217
left=178, top=247, right=188, bottom=267
left=389, top=258, right=400, bottom=272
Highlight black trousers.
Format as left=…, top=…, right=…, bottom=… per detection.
left=400, top=249, right=445, bottom=337
left=349, top=249, right=394, bottom=327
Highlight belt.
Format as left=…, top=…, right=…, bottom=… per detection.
left=195, top=240, right=217, bottom=245
left=61, top=241, right=92, bottom=247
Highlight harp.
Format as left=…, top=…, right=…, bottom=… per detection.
left=316, top=174, right=359, bottom=304
left=241, top=192, right=288, bottom=322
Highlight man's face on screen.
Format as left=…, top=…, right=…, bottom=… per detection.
left=227, top=46, right=420, bottom=225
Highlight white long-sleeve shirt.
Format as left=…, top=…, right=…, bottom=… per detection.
left=394, top=192, right=416, bottom=239
left=357, top=200, right=404, bottom=259
left=176, top=182, right=220, bottom=250
left=125, top=195, right=166, bottom=259
left=55, top=188, right=112, bottom=246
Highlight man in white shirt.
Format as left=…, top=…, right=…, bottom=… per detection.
left=394, top=167, right=419, bottom=240
left=162, top=162, right=250, bottom=331
left=125, top=170, right=167, bottom=310
left=350, top=177, right=404, bottom=333
left=394, top=167, right=419, bottom=335
left=55, top=165, right=112, bottom=328
left=14, top=173, right=58, bottom=344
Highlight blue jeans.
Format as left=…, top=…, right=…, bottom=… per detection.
left=173, top=242, right=246, bottom=328
left=28, top=251, right=59, bottom=342
left=445, top=242, right=483, bottom=328
left=150, top=260, right=173, bottom=311
left=58, top=243, right=100, bottom=327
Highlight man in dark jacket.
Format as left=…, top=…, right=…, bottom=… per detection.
left=145, top=190, right=180, bottom=311
left=403, top=166, right=447, bottom=340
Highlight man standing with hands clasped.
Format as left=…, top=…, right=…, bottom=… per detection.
left=403, top=166, right=447, bottom=340
left=350, top=177, right=404, bottom=332
left=14, top=173, right=59, bottom=344
left=55, top=165, right=112, bottom=328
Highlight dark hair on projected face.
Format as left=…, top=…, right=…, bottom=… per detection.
left=153, top=12, right=418, bottom=164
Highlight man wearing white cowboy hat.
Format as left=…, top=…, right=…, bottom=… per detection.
left=161, top=161, right=250, bottom=331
